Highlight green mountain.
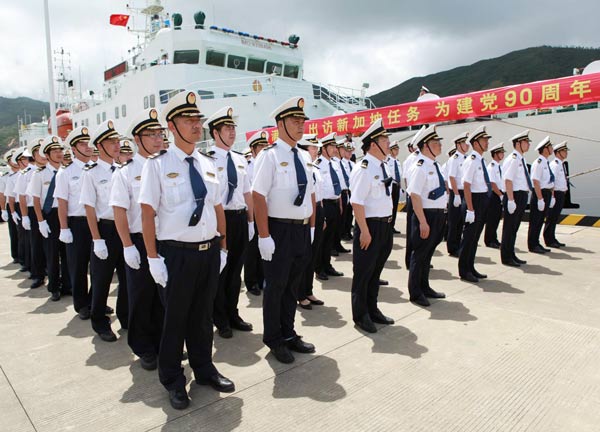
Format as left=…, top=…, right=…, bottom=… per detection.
left=370, top=46, right=600, bottom=107
left=0, top=97, right=49, bottom=156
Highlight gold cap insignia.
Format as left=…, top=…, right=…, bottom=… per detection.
left=150, top=109, right=158, bottom=119
left=187, top=92, right=196, bottom=104
left=108, top=120, right=114, bottom=129
left=298, top=98, right=304, bottom=108
left=261, top=132, right=266, bottom=139
left=82, top=127, right=88, bottom=135
left=227, top=107, right=233, bottom=117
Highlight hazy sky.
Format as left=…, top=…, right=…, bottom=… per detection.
left=2, top=0, right=600, bottom=101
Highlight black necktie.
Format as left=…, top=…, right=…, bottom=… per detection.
left=428, top=162, right=446, bottom=200
left=329, top=161, right=342, bottom=195
left=185, top=156, right=207, bottom=226
left=339, top=160, right=350, bottom=187
left=42, top=170, right=57, bottom=214
left=499, top=163, right=502, bottom=178
left=547, top=161, right=555, bottom=183
left=522, top=160, right=533, bottom=191
left=226, top=152, right=238, bottom=204
left=394, top=160, right=401, bottom=183
left=380, top=163, right=391, bottom=196
left=110, top=165, right=116, bottom=172
left=291, top=147, right=307, bottom=206
left=481, top=158, right=491, bottom=196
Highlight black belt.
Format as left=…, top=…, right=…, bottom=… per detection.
left=424, top=209, right=445, bottom=214
left=268, top=217, right=309, bottom=225
left=323, top=198, right=339, bottom=204
left=542, top=188, right=552, bottom=192
left=99, top=219, right=115, bottom=226
left=224, top=209, right=247, bottom=215
left=367, top=216, right=393, bottom=223
left=131, top=232, right=143, bottom=239
left=68, top=215, right=87, bottom=221
left=161, top=236, right=220, bottom=251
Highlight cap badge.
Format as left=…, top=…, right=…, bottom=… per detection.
left=150, top=109, right=158, bottom=119
left=187, top=92, right=196, bottom=104
left=298, top=98, right=304, bottom=108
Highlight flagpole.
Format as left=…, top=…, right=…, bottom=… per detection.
left=43, top=0, right=58, bottom=136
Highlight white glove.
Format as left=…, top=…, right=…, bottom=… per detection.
left=123, top=245, right=141, bottom=270
left=38, top=220, right=51, bottom=238
left=453, top=194, right=461, bottom=208
left=59, top=228, right=73, bottom=243
left=93, top=239, right=109, bottom=260
left=1, top=210, right=8, bottom=222
left=507, top=200, right=516, bottom=214
left=310, top=227, right=315, bottom=244
left=258, top=236, right=276, bottom=261
left=549, top=197, right=556, bottom=208
left=465, top=210, right=475, bottom=224
left=12, top=212, right=20, bottom=225
left=537, top=199, right=545, bottom=212
left=220, top=249, right=227, bottom=274
left=148, top=255, right=168, bottom=287
left=248, top=222, right=255, bottom=241
left=22, top=215, right=31, bottom=230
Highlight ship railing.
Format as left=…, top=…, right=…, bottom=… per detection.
left=313, top=83, right=376, bottom=111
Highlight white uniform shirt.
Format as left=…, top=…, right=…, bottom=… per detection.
left=332, top=156, right=350, bottom=190
left=212, top=146, right=251, bottom=210
left=54, top=158, right=88, bottom=217
left=315, top=156, right=343, bottom=200
left=349, top=153, right=393, bottom=217
left=109, top=154, right=146, bottom=234
left=79, top=159, right=117, bottom=220
left=447, top=152, right=467, bottom=190
left=402, top=150, right=421, bottom=187
left=487, top=160, right=504, bottom=193
left=461, top=151, right=490, bottom=193
left=530, top=155, right=554, bottom=189
left=252, top=140, right=314, bottom=219
left=406, top=155, right=448, bottom=209
left=386, top=156, right=402, bottom=184
left=15, top=165, right=36, bottom=207
left=551, top=158, right=568, bottom=192
left=0, top=172, right=7, bottom=195
left=4, top=171, right=19, bottom=200
left=502, top=151, right=531, bottom=192
left=312, top=165, right=324, bottom=203
left=341, top=158, right=355, bottom=187
left=27, top=164, right=60, bottom=209
left=138, top=146, right=221, bottom=242
left=247, top=157, right=256, bottom=183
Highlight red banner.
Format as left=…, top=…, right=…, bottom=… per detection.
left=110, top=14, right=130, bottom=27
left=246, top=72, right=600, bottom=143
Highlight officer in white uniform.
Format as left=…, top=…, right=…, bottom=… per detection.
left=406, top=125, right=448, bottom=307
left=244, top=130, right=269, bottom=296
left=80, top=120, right=129, bottom=341
left=110, top=108, right=166, bottom=370
left=386, top=140, right=402, bottom=235
left=28, top=136, right=71, bottom=300
left=333, top=138, right=351, bottom=252
left=9, top=148, right=29, bottom=271
left=3, top=149, right=20, bottom=263
left=55, top=127, right=95, bottom=319
left=446, top=131, right=470, bottom=257
left=544, top=141, right=570, bottom=248
left=340, top=139, right=356, bottom=241
left=138, top=91, right=234, bottom=410
left=484, top=142, right=505, bottom=248
left=403, top=126, right=425, bottom=268
left=204, top=106, right=254, bottom=339
left=527, top=136, right=555, bottom=254
left=458, top=126, right=492, bottom=283
left=500, top=129, right=532, bottom=267
left=252, top=96, right=316, bottom=365
left=350, top=119, right=395, bottom=333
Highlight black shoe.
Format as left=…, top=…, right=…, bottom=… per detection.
left=308, top=297, right=324, bottom=306
left=341, top=234, right=353, bottom=241
left=105, top=306, right=114, bottom=315
left=19, top=266, right=29, bottom=273
left=197, top=373, right=235, bottom=393
left=218, top=327, right=233, bottom=339
left=513, top=257, right=527, bottom=265
left=502, top=260, right=521, bottom=267
left=378, top=279, right=389, bottom=286
left=315, top=272, right=329, bottom=281
left=486, top=242, right=501, bottom=249
left=140, top=354, right=158, bottom=371
left=557, top=241, right=566, bottom=247
left=50, top=291, right=61, bottom=302
left=286, top=336, right=315, bottom=353
left=529, top=246, right=547, bottom=254
left=168, top=388, right=190, bottom=410
left=355, top=315, right=377, bottom=333
left=370, top=310, right=394, bottom=325
left=460, top=273, right=479, bottom=283
left=270, top=345, right=295, bottom=364
left=299, top=301, right=312, bottom=310
left=472, top=270, right=487, bottom=279
left=546, top=242, right=562, bottom=249
left=330, top=249, right=339, bottom=257
left=230, top=317, right=253, bottom=332
left=448, top=252, right=459, bottom=258
left=30, top=278, right=45, bottom=289
left=424, top=288, right=446, bottom=299
left=247, top=284, right=262, bottom=296
left=78, top=306, right=90, bottom=320
left=98, top=330, right=117, bottom=342
left=541, top=246, right=551, bottom=253
left=392, top=228, right=401, bottom=235
left=336, top=246, right=350, bottom=253
left=325, top=268, right=344, bottom=277
left=410, top=295, right=431, bottom=307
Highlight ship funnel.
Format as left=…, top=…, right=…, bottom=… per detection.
left=194, top=11, right=206, bottom=29
left=172, top=13, right=182, bottom=30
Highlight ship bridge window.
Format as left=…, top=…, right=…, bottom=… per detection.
left=102, top=112, right=106, bottom=122
left=115, top=107, right=119, bottom=119
left=159, top=89, right=185, bottom=104
left=266, top=61, right=282, bottom=76
left=227, top=54, right=246, bottom=70
left=144, top=96, right=149, bottom=109
left=97, top=113, right=101, bottom=125
left=248, top=58, right=266, bottom=73
left=206, top=50, right=226, bottom=67
left=122, top=104, right=127, bottom=117
left=174, top=50, right=199, bottom=65
left=284, top=64, right=300, bottom=79
left=197, top=90, right=215, bottom=100
left=149, top=94, right=156, bottom=108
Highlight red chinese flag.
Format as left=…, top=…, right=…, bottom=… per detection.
left=109, top=14, right=130, bottom=27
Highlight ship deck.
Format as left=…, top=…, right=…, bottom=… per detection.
left=1, top=215, right=599, bottom=432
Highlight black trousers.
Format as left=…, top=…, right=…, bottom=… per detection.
left=28, top=207, right=46, bottom=279
left=391, top=183, right=400, bottom=230
left=319, top=199, right=340, bottom=272
left=67, top=216, right=92, bottom=312
left=44, top=209, right=71, bottom=294
left=484, top=193, right=503, bottom=245
left=408, top=209, right=445, bottom=300
left=262, top=220, right=311, bottom=349
left=157, top=240, right=220, bottom=391
left=214, top=210, right=249, bottom=329
left=299, top=203, right=324, bottom=301
left=404, top=197, right=413, bottom=268
left=125, top=233, right=163, bottom=358
left=446, top=190, right=465, bottom=255
left=458, top=193, right=490, bottom=277
left=342, top=190, right=354, bottom=238
left=90, top=220, right=128, bottom=334
left=351, top=218, right=393, bottom=321
left=528, top=189, right=552, bottom=250
left=501, top=191, right=528, bottom=263
left=17, top=208, right=30, bottom=270
left=7, top=205, right=19, bottom=262
left=543, top=190, right=566, bottom=245
left=244, top=221, right=264, bottom=291
left=335, top=191, right=350, bottom=248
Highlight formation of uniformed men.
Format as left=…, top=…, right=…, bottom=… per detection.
left=2, top=91, right=574, bottom=410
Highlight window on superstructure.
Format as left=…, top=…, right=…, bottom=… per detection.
left=283, top=65, right=300, bottom=79
left=227, top=54, right=246, bottom=70
left=174, top=50, right=199, bottom=64
left=97, top=113, right=101, bottom=125
left=102, top=112, right=106, bottom=122
left=115, top=107, right=119, bottom=119
left=266, top=62, right=282, bottom=76
left=144, top=96, right=149, bottom=109
left=74, top=122, right=78, bottom=128
left=149, top=94, right=156, bottom=108
left=107, top=88, right=112, bottom=99
left=248, top=58, right=266, bottom=73
left=197, top=90, right=214, bottom=100
left=122, top=105, right=127, bottom=117
left=206, top=50, right=226, bottom=67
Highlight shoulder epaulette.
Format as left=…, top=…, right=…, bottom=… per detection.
left=231, top=150, right=244, bottom=156
left=470, top=154, right=476, bottom=160
left=35, top=166, right=46, bottom=172
left=417, top=159, right=425, bottom=167
left=360, top=159, right=368, bottom=169
left=0, top=172, right=8, bottom=177
left=200, top=151, right=215, bottom=159
left=84, top=162, right=98, bottom=171
left=554, top=159, right=559, bottom=163
left=263, top=144, right=276, bottom=151
left=452, top=153, right=459, bottom=159
left=61, top=163, right=72, bottom=169
left=119, top=159, right=134, bottom=168
left=148, top=150, right=167, bottom=160
left=537, top=158, right=542, bottom=163
left=512, top=153, right=517, bottom=159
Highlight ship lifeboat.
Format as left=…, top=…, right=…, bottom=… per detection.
left=47, top=109, right=73, bottom=140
